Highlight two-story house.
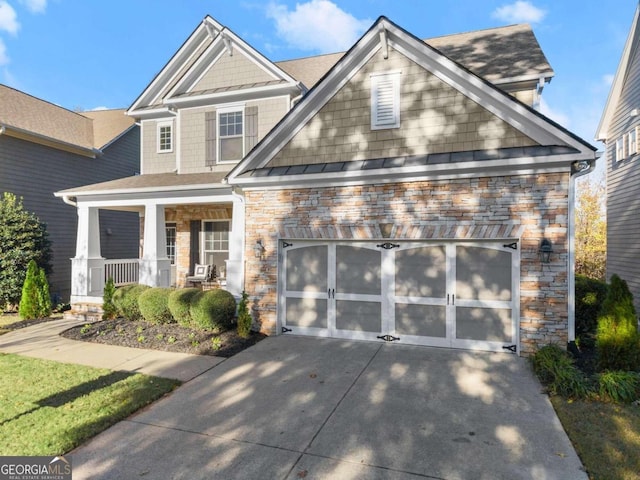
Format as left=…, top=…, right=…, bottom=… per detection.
left=57, top=15, right=596, bottom=355
left=0, top=85, right=140, bottom=303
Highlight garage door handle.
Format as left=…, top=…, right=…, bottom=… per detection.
left=327, top=288, right=335, bottom=298
left=452, top=294, right=455, bottom=305
left=447, top=294, right=449, bottom=305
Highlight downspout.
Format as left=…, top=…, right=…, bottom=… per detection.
left=568, top=156, right=599, bottom=344
left=61, top=195, right=77, bottom=208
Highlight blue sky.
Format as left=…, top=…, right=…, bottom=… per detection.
left=0, top=0, right=636, bottom=163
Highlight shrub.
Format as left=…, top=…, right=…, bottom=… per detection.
left=167, top=288, right=200, bottom=328
left=237, top=291, right=252, bottom=338
left=597, top=371, right=640, bottom=403
left=189, top=289, right=236, bottom=332
left=596, top=274, right=640, bottom=371
left=532, top=345, right=591, bottom=399
left=112, top=284, right=150, bottom=321
left=102, top=277, right=117, bottom=320
left=18, top=260, right=51, bottom=319
left=575, top=274, right=608, bottom=347
left=138, top=287, right=174, bottom=325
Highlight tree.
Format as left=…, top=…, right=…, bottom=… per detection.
left=0, top=192, right=52, bottom=310
left=18, top=260, right=52, bottom=319
left=575, top=178, right=606, bottom=280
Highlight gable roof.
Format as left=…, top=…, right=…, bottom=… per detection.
left=227, top=16, right=595, bottom=188
left=276, top=23, right=553, bottom=90
left=0, top=85, right=135, bottom=156
left=597, top=2, right=640, bottom=141
left=127, top=16, right=304, bottom=117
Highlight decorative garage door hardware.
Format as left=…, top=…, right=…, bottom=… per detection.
left=502, top=345, right=517, bottom=353
left=503, top=242, right=518, bottom=250
left=377, top=334, right=400, bottom=342
left=376, top=242, right=400, bottom=249
left=282, top=241, right=293, bottom=248
left=282, top=326, right=292, bottom=333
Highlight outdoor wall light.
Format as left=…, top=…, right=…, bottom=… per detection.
left=539, top=238, right=553, bottom=263
left=253, top=239, right=266, bottom=259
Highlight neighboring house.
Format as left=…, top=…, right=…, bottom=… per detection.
left=56, top=15, right=596, bottom=355
left=0, top=85, right=140, bottom=303
left=597, top=2, right=640, bottom=312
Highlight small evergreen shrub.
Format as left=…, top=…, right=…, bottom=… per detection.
left=138, top=287, right=174, bottom=325
left=102, top=277, right=117, bottom=320
left=189, top=289, right=236, bottom=332
left=167, top=288, right=200, bottom=328
left=113, top=284, right=150, bottom=321
left=18, top=260, right=51, bottom=319
left=237, top=291, right=252, bottom=338
left=532, top=345, right=591, bottom=399
left=575, top=274, right=609, bottom=347
left=597, top=371, right=640, bottom=403
left=596, top=274, right=640, bottom=372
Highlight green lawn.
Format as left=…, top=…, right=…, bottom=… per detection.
left=552, top=397, right=640, bottom=480
left=0, top=353, right=180, bottom=455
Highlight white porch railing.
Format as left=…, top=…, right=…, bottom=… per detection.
left=104, top=259, right=139, bottom=286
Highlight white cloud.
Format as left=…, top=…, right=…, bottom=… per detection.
left=492, top=1, right=546, bottom=24
left=0, top=1, right=19, bottom=35
left=266, top=0, right=371, bottom=53
left=539, top=97, right=570, bottom=127
left=90, top=106, right=109, bottom=111
left=0, top=38, right=8, bottom=65
left=20, top=0, right=46, bottom=14
left=603, top=73, right=615, bottom=87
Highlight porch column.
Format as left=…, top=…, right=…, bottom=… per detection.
left=226, top=192, right=245, bottom=296
left=139, top=203, right=171, bottom=287
left=70, top=205, right=105, bottom=303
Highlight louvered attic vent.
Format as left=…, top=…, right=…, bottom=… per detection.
left=371, top=71, right=401, bottom=130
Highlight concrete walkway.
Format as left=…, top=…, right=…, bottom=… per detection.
left=0, top=318, right=223, bottom=381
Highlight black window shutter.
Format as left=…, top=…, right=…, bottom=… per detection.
left=189, top=220, right=200, bottom=273
left=245, top=106, right=258, bottom=153
left=205, top=111, right=217, bottom=166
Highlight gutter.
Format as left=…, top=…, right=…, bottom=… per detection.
left=0, top=123, right=102, bottom=158
left=61, top=195, right=77, bottom=208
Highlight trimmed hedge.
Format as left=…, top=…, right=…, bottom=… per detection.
left=575, top=274, right=608, bottom=347
left=237, top=291, right=252, bottom=338
left=112, top=284, right=150, bottom=321
left=189, top=289, right=236, bottom=332
left=138, top=287, right=174, bottom=325
left=167, top=288, right=200, bottom=328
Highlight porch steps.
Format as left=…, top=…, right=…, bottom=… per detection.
left=63, top=303, right=103, bottom=323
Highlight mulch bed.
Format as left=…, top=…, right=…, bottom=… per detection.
left=61, top=318, right=266, bottom=358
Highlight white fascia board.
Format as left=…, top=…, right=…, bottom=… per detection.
left=164, top=83, right=303, bottom=109
left=230, top=152, right=591, bottom=190
left=492, top=72, right=554, bottom=87
left=55, top=182, right=231, bottom=199
left=388, top=32, right=592, bottom=154
left=128, top=107, right=176, bottom=120
left=72, top=193, right=237, bottom=209
left=129, top=22, right=211, bottom=113
left=226, top=28, right=382, bottom=182
left=597, top=4, right=640, bottom=141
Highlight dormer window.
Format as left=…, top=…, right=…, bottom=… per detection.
left=371, top=71, right=401, bottom=130
left=157, top=121, right=173, bottom=153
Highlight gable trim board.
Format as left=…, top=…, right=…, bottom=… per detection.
left=227, top=17, right=595, bottom=185
left=0, top=123, right=101, bottom=158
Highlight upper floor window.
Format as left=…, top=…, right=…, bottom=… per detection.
left=370, top=71, right=401, bottom=130
left=616, top=137, right=625, bottom=162
left=157, top=121, right=173, bottom=153
left=628, top=128, right=638, bottom=156
left=219, top=110, right=244, bottom=162
left=205, top=106, right=258, bottom=166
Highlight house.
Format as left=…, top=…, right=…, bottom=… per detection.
left=597, top=2, right=640, bottom=312
left=0, top=85, right=140, bottom=303
left=56, top=16, right=596, bottom=355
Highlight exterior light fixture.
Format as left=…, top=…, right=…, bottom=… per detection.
left=539, top=238, right=552, bottom=264
left=253, top=239, right=265, bottom=259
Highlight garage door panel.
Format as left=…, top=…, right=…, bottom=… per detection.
left=395, top=246, right=446, bottom=298
left=395, top=303, right=446, bottom=338
left=335, top=300, right=381, bottom=332
left=286, top=298, right=328, bottom=329
left=336, top=245, right=381, bottom=295
left=455, top=307, right=512, bottom=342
left=286, top=246, right=327, bottom=292
left=456, top=246, right=512, bottom=301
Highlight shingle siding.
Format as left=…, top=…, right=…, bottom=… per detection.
left=141, top=120, right=175, bottom=174
left=606, top=37, right=640, bottom=312
left=192, top=51, right=274, bottom=92
left=0, top=128, right=140, bottom=302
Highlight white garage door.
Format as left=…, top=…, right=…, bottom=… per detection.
left=278, top=240, right=519, bottom=353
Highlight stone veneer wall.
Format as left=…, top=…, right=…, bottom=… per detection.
left=243, top=172, right=570, bottom=356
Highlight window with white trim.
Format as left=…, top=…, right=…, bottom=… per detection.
left=628, top=128, right=638, bottom=156
left=616, top=137, right=625, bottom=162
left=219, top=110, right=243, bottom=162
left=165, top=223, right=176, bottom=265
left=157, top=121, right=173, bottom=153
left=371, top=71, right=401, bottom=130
left=202, top=220, right=229, bottom=278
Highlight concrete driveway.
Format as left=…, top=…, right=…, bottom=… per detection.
left=73, top=336, right=586, bottom=480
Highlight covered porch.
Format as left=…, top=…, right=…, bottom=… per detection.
left=55, top=173, right=245, bottom=314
